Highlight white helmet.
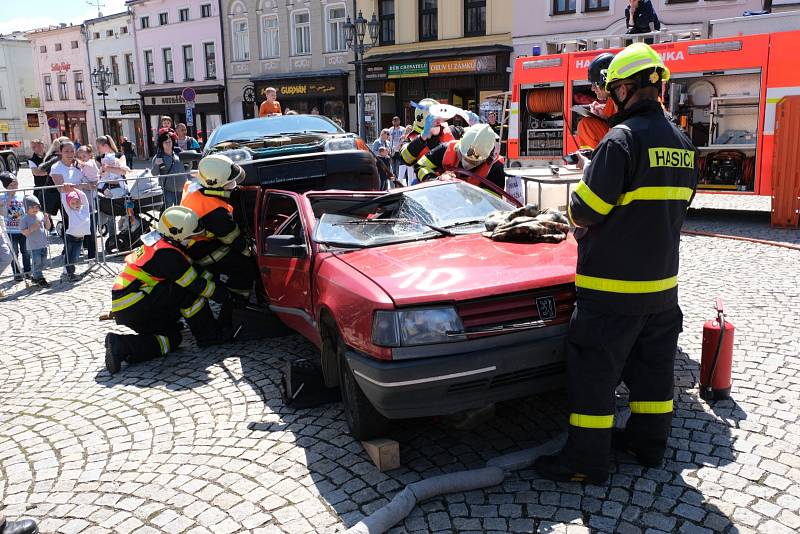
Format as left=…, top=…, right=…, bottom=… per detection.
left=157, top=206, right=204, bottom=241
left=412, top=98, right=440, bottom=134
left=457, top=124, right=496, bottom=167
left=197, top=153, right=245, bottom=189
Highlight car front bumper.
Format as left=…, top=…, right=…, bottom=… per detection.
left=344, top=325, right=568, bottom=419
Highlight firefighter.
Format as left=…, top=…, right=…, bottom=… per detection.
left=106, top=206, right=237, bottom=375
left=534, top=42, right=698, bottom=484
left=399, top=98, right=463, bottom=176
left=414, top=123, right=506, bottom=191
left=576, top=52, right=617, bottom=150
left=180, top=153, right=255, bottom=324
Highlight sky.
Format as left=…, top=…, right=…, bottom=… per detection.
left=0, top=0, right=127, bottom=35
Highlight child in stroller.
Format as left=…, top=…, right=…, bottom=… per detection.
left=98, top=170, right=164, bottom=254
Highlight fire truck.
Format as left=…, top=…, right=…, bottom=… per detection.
left=508, top=29, right=800, bottom=196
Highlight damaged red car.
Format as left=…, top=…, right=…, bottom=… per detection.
left=255, top=179, right=577, bottom=439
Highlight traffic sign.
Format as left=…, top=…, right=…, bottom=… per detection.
left=185, top=106, right=194, bottom=127
left=47, top=117, right=58, bottom=129
left=181, top=87, right=196, bottom=102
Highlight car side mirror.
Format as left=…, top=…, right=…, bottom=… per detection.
left=179, top=150, right=202, bottom=170
left=266, top=234, right=307, bottom=258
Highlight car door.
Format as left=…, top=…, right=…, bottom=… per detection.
left=255, top=189, right=316, bottom=341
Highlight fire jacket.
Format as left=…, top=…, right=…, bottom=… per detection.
left=416, top=140, right=507, bottom=190
left=400, top=124, right=462, bottom=165
left=568, top=99, right=698, bottom=315
left=181, top=185, right=249, bottom=265
left=111, top=235, right=226, bottom=313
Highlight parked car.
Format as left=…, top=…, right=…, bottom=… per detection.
left=194, top=114, right=379, bottom=190
left=254, top=178, right=577, bottom=439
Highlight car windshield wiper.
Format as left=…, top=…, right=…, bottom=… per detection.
left=333, top=218, right=454, bottom=237
left=442, top=219, right=486, bottom=229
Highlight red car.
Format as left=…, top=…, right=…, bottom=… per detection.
left=255, top=179, right=577, bottom=439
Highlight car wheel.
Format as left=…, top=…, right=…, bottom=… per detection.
left=5, top=154, right=18, bottom=174
left=0, top=156, right=6, bottom=173
left=336, top=331, right=389, bottom=441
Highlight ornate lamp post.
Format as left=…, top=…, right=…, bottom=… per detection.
left=344, top=11, right=380, bottom=139
left=91, top=66, right=112, bottom=136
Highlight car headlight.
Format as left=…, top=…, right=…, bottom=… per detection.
left=324, top=137, right=357, bottom=151
left=372, top=307, right=466, bottom=347
left=221, top=148, right=253, bottom=163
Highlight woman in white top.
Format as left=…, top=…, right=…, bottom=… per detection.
left=95, top=135, right=131, bottom=254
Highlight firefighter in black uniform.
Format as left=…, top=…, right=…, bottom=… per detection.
left=181, top=153, right=255, bottom=325
left=105, top=206, right=236, bottom=375
left=534, top=43, right=699, bottom=484
left=399, top=98, right=463, bottom=175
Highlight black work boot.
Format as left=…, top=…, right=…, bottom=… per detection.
left=105, top=333, right=130, bottom=375
left=612, top=429, right=664, bottom=468
left=1, top=518, right=39, bottom=534
left=534, top=453, right=609, bottom=485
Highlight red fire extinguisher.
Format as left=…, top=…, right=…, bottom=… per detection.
left=700, top=297, right=735, bottom=401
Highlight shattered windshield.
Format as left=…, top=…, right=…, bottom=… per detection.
left=314, top=182, right=512, bottom=248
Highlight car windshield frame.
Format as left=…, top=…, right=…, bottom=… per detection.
left=205, top=115, right=343, bottom=148
left=313, top=182, right=513, bottom=249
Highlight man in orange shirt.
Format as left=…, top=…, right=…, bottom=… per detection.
left=576, top=53, right=616, bottom=150
left=258, top=87, right=282, bottom=117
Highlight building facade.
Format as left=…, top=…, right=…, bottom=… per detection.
left=84, top=12, right=145, bottom=157
left=221, top=0, right=354, bottom=130
left=0, top=33, right=40, bottom=158
left=126, top=0, right=226, bottom=156
left=356, top=0, right=513, bottom=140
left=513, top=0, right=765, bottom=59
left=26, top=24, right=96, bottom=145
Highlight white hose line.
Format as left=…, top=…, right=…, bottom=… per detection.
left=344, top=435, right=567, bottom=534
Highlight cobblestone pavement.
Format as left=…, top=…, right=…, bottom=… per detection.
left=1, top=187, right=799, bottom=533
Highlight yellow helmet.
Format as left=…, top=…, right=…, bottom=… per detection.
left=412, top=98, right=440, bottom=134
left=457, top=124, right=497, bottom=167
left=197, top=153, right=245, bottom=189
left=157, top=206, right=204, bottom=241
left=604, top=42, right=670, bottom=90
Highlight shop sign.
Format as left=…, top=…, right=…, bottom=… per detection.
left=388, top=61, right=428, bottom=79
left=51, top=62, right=71, bottom=73
left=120, top=104, right=141, bottom=115
left=25, top=96, right=41, bottom=108
left=274, top=83, right=339, bottom=98
left=0, top=122, right=8, bottom=133
left=429, top=55, right=497, bottom=75
left=148, top=93, right=218, bottom=106
left=366, top=65, right=387, bottom=80
left=27, top=114, right=40, bottom=128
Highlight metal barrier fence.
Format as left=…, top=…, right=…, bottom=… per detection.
left=0, top=170, right=191, bottom=292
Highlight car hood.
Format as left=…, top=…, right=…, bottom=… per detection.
left=332, top=233, right=577, bottom=307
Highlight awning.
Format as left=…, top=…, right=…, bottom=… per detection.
left=138, top=85, right=225, bottom=97
left=251, top=70, right=348, bottom=82
left=361, top=44, right=512, bottom=65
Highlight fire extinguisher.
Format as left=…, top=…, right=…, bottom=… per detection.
left=700, top=297, right=735, bottom=401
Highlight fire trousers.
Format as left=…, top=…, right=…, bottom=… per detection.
left=112, top=284, right=218, bottom=363
left=564, top=304, right=683, bottom=472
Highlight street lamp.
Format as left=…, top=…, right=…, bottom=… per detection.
left=91, top=66, right=112, bottom=136
left=345, top=11, right=380, bottom=140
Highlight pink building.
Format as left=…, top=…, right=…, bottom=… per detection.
left=127, top=0, right=226, bottom=155
left=26, top=24, right=96, bottom=144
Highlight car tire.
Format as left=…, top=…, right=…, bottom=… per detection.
left=336, top=331, right=389, bottom=441
left=5, top=154, right=18, bottom=174
left=0, top=156, right=6, bottom=173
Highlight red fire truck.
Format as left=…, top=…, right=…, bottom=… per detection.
left=508, top=30, right=800, bottom=195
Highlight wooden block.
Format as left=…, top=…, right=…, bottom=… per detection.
left=361, top=438, right=400, bottom=472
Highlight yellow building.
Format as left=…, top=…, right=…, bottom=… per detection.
left=355, top=0, right=512, bottom=135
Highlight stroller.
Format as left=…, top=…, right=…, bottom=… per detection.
left=98, top=171, right=164, bottom=254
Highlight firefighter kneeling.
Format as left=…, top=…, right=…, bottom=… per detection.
left=415, top=123, right=506, bottom=191
left=106, top=206, right=239, bottom=375
left=181, top=153, right=255, bottom=325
